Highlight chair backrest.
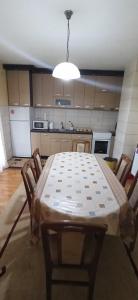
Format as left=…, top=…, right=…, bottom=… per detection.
left=41, top=221, right=107, bottom=269
left=126, top=171, right=138, bottom=251
left=72, top=140, right=91, bottom=153
left=115, top=154, right=131, bottom=185
left=127, top=170, right=138, bottom=210
left=21, top=160, right=37, bottom=211
left=32, top=148, right=43, bottom=180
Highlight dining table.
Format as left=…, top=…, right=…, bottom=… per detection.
left=33, top=152, right=134, bottom=238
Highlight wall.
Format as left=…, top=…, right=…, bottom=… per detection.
left=33, top=108, right=118, bottom=132
left=113, top=59, right=138, bottom=159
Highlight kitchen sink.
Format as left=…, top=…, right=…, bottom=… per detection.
left=49, top=128, right=75, bottom=133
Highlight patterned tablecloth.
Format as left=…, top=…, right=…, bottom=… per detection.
left=34, top=152, right=131, bottom=236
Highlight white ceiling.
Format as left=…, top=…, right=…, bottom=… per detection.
left=0, top=0, right=138, bottom=70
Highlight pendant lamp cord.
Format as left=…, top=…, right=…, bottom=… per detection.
left=66, top=19, right=70, bottom=62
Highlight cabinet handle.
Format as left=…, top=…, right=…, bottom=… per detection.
left=100, top=105, right=105, bottom=108
left=101, top=89, right=107, bottom=92
left=24, top=103, right=29, bottom=106
left=85, top=105, right=90, bottom=108
left=13, top=102, right=19, bottom=105
left=64, top=94, right=70, bottom=97
left=75, top=105, right=81, bottom=108
left=44, top=134, right=48, bottom=136
left=36, top=104, right=42, bottom=106
left=55, top=93, right=61, bottom=96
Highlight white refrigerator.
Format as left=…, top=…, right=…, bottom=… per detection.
left=9, top=107, right=32, bottom=157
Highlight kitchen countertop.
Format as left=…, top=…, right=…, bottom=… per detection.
left=31, top=129, right=92, bottom=134
left=31, top=129, right=115, bottom=136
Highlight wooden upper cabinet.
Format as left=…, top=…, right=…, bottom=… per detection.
left=7, top=70, right=30, bottom=106
left=0, top=69, right=8, bottom=106
left=73, top=80, right=85, bottom=108
left=114, top=76, right=123, bottom=110
left=18, top=71, right=30, bottom=106
left=33, top=74, right=54, bottom=107
left=53, top=78, right=64, bottom=98
left=41, top=74, right=54, bottom=106
left=53, top=78, right=74, bottom=106
left=94, top=76, right=122, bottom=109
left=32, top=73, right=123, bottom=110
left=63, top=80, right=74, bottom=100
left=83, top=76, right=96, bottom=108
left=32, top=73, right=42, bottom=107
left=7, top=71, right=19, bottom=106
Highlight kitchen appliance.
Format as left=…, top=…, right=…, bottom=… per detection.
left=9, top=106, right=32, bottom=157
left=33, top=120, right=49, bottom=130
left=49, top=121, right=54, bottom=130
left=92, top=131, right=112, bottom=158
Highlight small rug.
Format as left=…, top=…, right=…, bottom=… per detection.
left=8, top=157, right=46, bottom=168
left=0, top=183, right=138, bottom=300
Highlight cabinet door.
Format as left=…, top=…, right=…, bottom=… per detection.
left=49, top=138, right=61, bottom=155
left=63, top=80, right=74, bottom=105
left=83, top=76, right=96, bottom=108
left=31, top=132, right=41, bottom=155
left=7, top=70, right=19, bottom=106
left=40, top=133, right=50, bottom=156
left=53, top=78, right=64, bottom=100
left=32, top=74, right=43, bottom=107
left=19, top=71, right=30, bottom=106
left=74, top=80, right=85, bottom=108
left=114, top=77, right=123, bottom=110
left=72, top=134, right=92, bottom=152
left=0, top=69, right=8, bottom=106
left=41, top=74, right=54, bottom=107
left=60, top=139, right=72, bottom=152
left=94, top=76, right=122, bottom=109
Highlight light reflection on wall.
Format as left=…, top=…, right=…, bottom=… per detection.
left=0, top=35, right=121, bottom=93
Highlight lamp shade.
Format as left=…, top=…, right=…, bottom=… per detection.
left=52, top=62, right=80, bottom=80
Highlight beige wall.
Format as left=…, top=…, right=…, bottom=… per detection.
left=113, top=59, right=138, bottom=159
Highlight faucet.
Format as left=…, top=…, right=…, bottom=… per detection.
left=60, top=121, right=64, bottom=129
left=68, top=121, right=74, bottom=130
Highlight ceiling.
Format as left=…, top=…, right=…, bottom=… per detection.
left=0, top=0, right=138, bottom=70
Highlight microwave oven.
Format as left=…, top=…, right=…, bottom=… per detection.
left=33, top=120, right=48, bottom=130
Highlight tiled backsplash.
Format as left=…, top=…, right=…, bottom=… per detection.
left=34, top=108, right=118, bottom=131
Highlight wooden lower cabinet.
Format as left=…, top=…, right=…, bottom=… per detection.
left=31, top=132, right=92, bottom=156
left=31, top=132, right=41, bottom=154
left=60, top=139, right=73, bottom=152
left=40, top=133, right=51, bottom=156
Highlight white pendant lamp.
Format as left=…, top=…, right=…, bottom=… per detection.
left=52, top=10, right=80, bottom=81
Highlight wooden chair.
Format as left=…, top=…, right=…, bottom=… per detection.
left=41, top=221, right=107, bottom=300
left=21, top=160, right=37, bottom=232
left=114, top=154, right=132, bottom=186
left=124, top=170, right=138, bottom=277
left=72, top=140, right=91, bottom=153
left=32, top=148, right=43, bottom=180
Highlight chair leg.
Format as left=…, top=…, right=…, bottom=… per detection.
left=88, top=284, right=94, bottom=300
left=46, top=273, right=52, bottom=300
left=124, top=244, right=138, bottom=278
